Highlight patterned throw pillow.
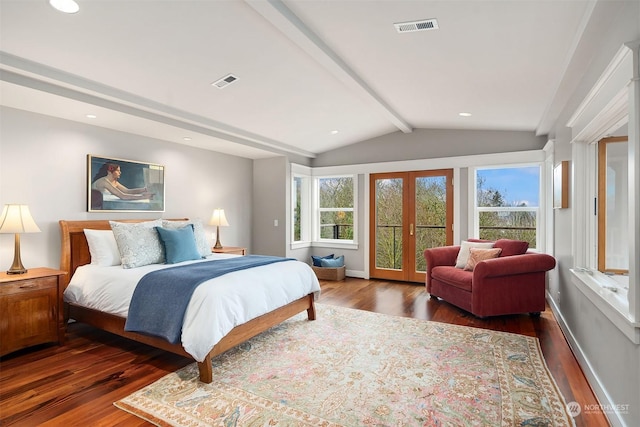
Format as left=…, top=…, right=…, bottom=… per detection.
left=162, top=219, right=211, bottom=257
left=464, top=248, right=503, bottom=271
left=110, top=220, right=164, bottom=268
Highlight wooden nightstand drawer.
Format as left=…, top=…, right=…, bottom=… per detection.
left=212, top=246, right=246, bottom=255
left=0, top=276, right=57, bottom=296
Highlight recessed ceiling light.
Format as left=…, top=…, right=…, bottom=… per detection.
left=183, top=137, right=192, bottom=141
left=330, top=130, right=339, bottom=135
left=85, top=114, right=97, bottom=119
left=49, top=0, right=80, bottom=14
left=458, top=112, right=472, bottom=117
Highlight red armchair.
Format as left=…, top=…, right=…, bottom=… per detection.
left=424, top=240, right=556, bottom=317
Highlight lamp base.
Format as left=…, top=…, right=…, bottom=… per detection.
left=213, top=227, right=223, bottom=250
left=6, top=233, right=28, bottom=274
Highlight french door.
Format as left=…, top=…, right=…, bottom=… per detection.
left=369, top=170, right=453, bottom=282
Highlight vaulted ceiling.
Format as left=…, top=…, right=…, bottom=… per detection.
left=0, top=0, right=596, bottom=159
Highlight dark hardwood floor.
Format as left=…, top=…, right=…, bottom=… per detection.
left=0, top=278, right=609, bottom=426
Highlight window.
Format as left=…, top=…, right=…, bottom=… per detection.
left=473, top=165, right=541, bottom=249
left=597, top=136, right=629, bottom=274
left=316, top=176, right=356, bottom=243
left=292, top=174, right=311, bottom=243
left=290, top=171, right=356, bottom=248
left=571, top=133, right=634, bottom=337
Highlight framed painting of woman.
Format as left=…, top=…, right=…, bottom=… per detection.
left=87, top=155, right=165, bottom=212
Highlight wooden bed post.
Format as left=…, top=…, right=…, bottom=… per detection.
left=307, top=298, right=317, bottom=320
left=198, top=355, right=213, bottom=384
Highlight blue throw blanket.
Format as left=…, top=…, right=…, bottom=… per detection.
left=124, top=255, right=294, bottom=344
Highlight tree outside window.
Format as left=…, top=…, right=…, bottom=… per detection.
left=318, top=176, right=354, bottom=241
left=475, top=166, right=540, bottom=248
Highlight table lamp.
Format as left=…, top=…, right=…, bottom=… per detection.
left=0, top=204, right=41, bottom=274
left=209, top=208, right=229, bottom=249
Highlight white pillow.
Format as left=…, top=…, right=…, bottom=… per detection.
left=84, top=229, right=121, bottom=266
left=162, top=219, right=211, bottom=257
left=454, top=240, right=495, bottom=269
left=109, top=219, right=164, bottom=268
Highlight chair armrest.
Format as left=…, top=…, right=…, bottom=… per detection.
left=424, top=246, right=460, bottom=292
left=424, top=246, right=460, bottom=268
left=474, top=253, right=556, bottom=279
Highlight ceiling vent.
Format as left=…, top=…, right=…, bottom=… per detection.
left=212, top=74, right=238, bottom=89
left=394, top=18, right=439, bottom=33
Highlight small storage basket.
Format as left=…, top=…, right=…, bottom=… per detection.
left=312, top=265, right=346, bottom=281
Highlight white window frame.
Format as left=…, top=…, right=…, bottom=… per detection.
left=597, top=137, right=629, bottom=273
left=470, top=163, right=544, bottom=251
left=290, top=164, right=312, bottom=250
left=291, top=173, right=311, bottom=247
left=313, top=174, right=357, bottom=248
left=290, top=167, right=358, bottom=250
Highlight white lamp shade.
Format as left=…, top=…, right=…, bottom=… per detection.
left=209, top=209, right=229, bottom=227
left=0, top=205, right=41, bottom=234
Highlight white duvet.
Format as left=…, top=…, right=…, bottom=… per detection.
left=64, top=253, right=321, bottom=362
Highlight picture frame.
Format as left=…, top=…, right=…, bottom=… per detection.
left=553, top=160, right=569, bottom=209
left=87, top=154, right=165, bottom=212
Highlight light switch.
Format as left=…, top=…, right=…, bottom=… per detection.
left=274, top=219, right=279, bottom=227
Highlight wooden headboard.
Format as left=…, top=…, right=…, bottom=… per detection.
left=58, top=219, right=188, bottom=290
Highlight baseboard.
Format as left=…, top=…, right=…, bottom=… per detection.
left=546, top=293, right=624, bottom=427
left=345, top=269, right=365, bottom=279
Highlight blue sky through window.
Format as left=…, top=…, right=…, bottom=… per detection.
left=477, top=166, right=540, bottom=207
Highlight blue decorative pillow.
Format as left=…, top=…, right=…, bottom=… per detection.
left=320, top=255, right=344, bottom=268
left=311, top=254, right=334, bottom=267
left=162, top=219, right=211, bottom=257
left=155, top=225, right=202, bottom=264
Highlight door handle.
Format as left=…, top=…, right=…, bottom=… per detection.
left=410, top=223, right=414, bottom=236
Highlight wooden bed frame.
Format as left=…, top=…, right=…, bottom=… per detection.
left=59, top=219, right=316, bottom=383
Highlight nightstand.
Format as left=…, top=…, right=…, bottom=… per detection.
left=212, top=246, right=246, bottom=256
left=0, top=267, right=66, bottom=357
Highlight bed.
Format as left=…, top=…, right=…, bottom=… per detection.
left=59, top=219, right=319, bottom=383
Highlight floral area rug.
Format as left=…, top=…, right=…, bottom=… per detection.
left=115, top=304, right=574, bottom=426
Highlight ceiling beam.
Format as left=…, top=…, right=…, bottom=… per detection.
left=246, top=0, right=413, bottom=134
left=0, top=51, right=317, bottom=159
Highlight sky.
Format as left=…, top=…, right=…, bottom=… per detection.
left=477, top=166, right=540, bottom=207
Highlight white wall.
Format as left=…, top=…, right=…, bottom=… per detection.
left=0, top=107, right=253, bottom=271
